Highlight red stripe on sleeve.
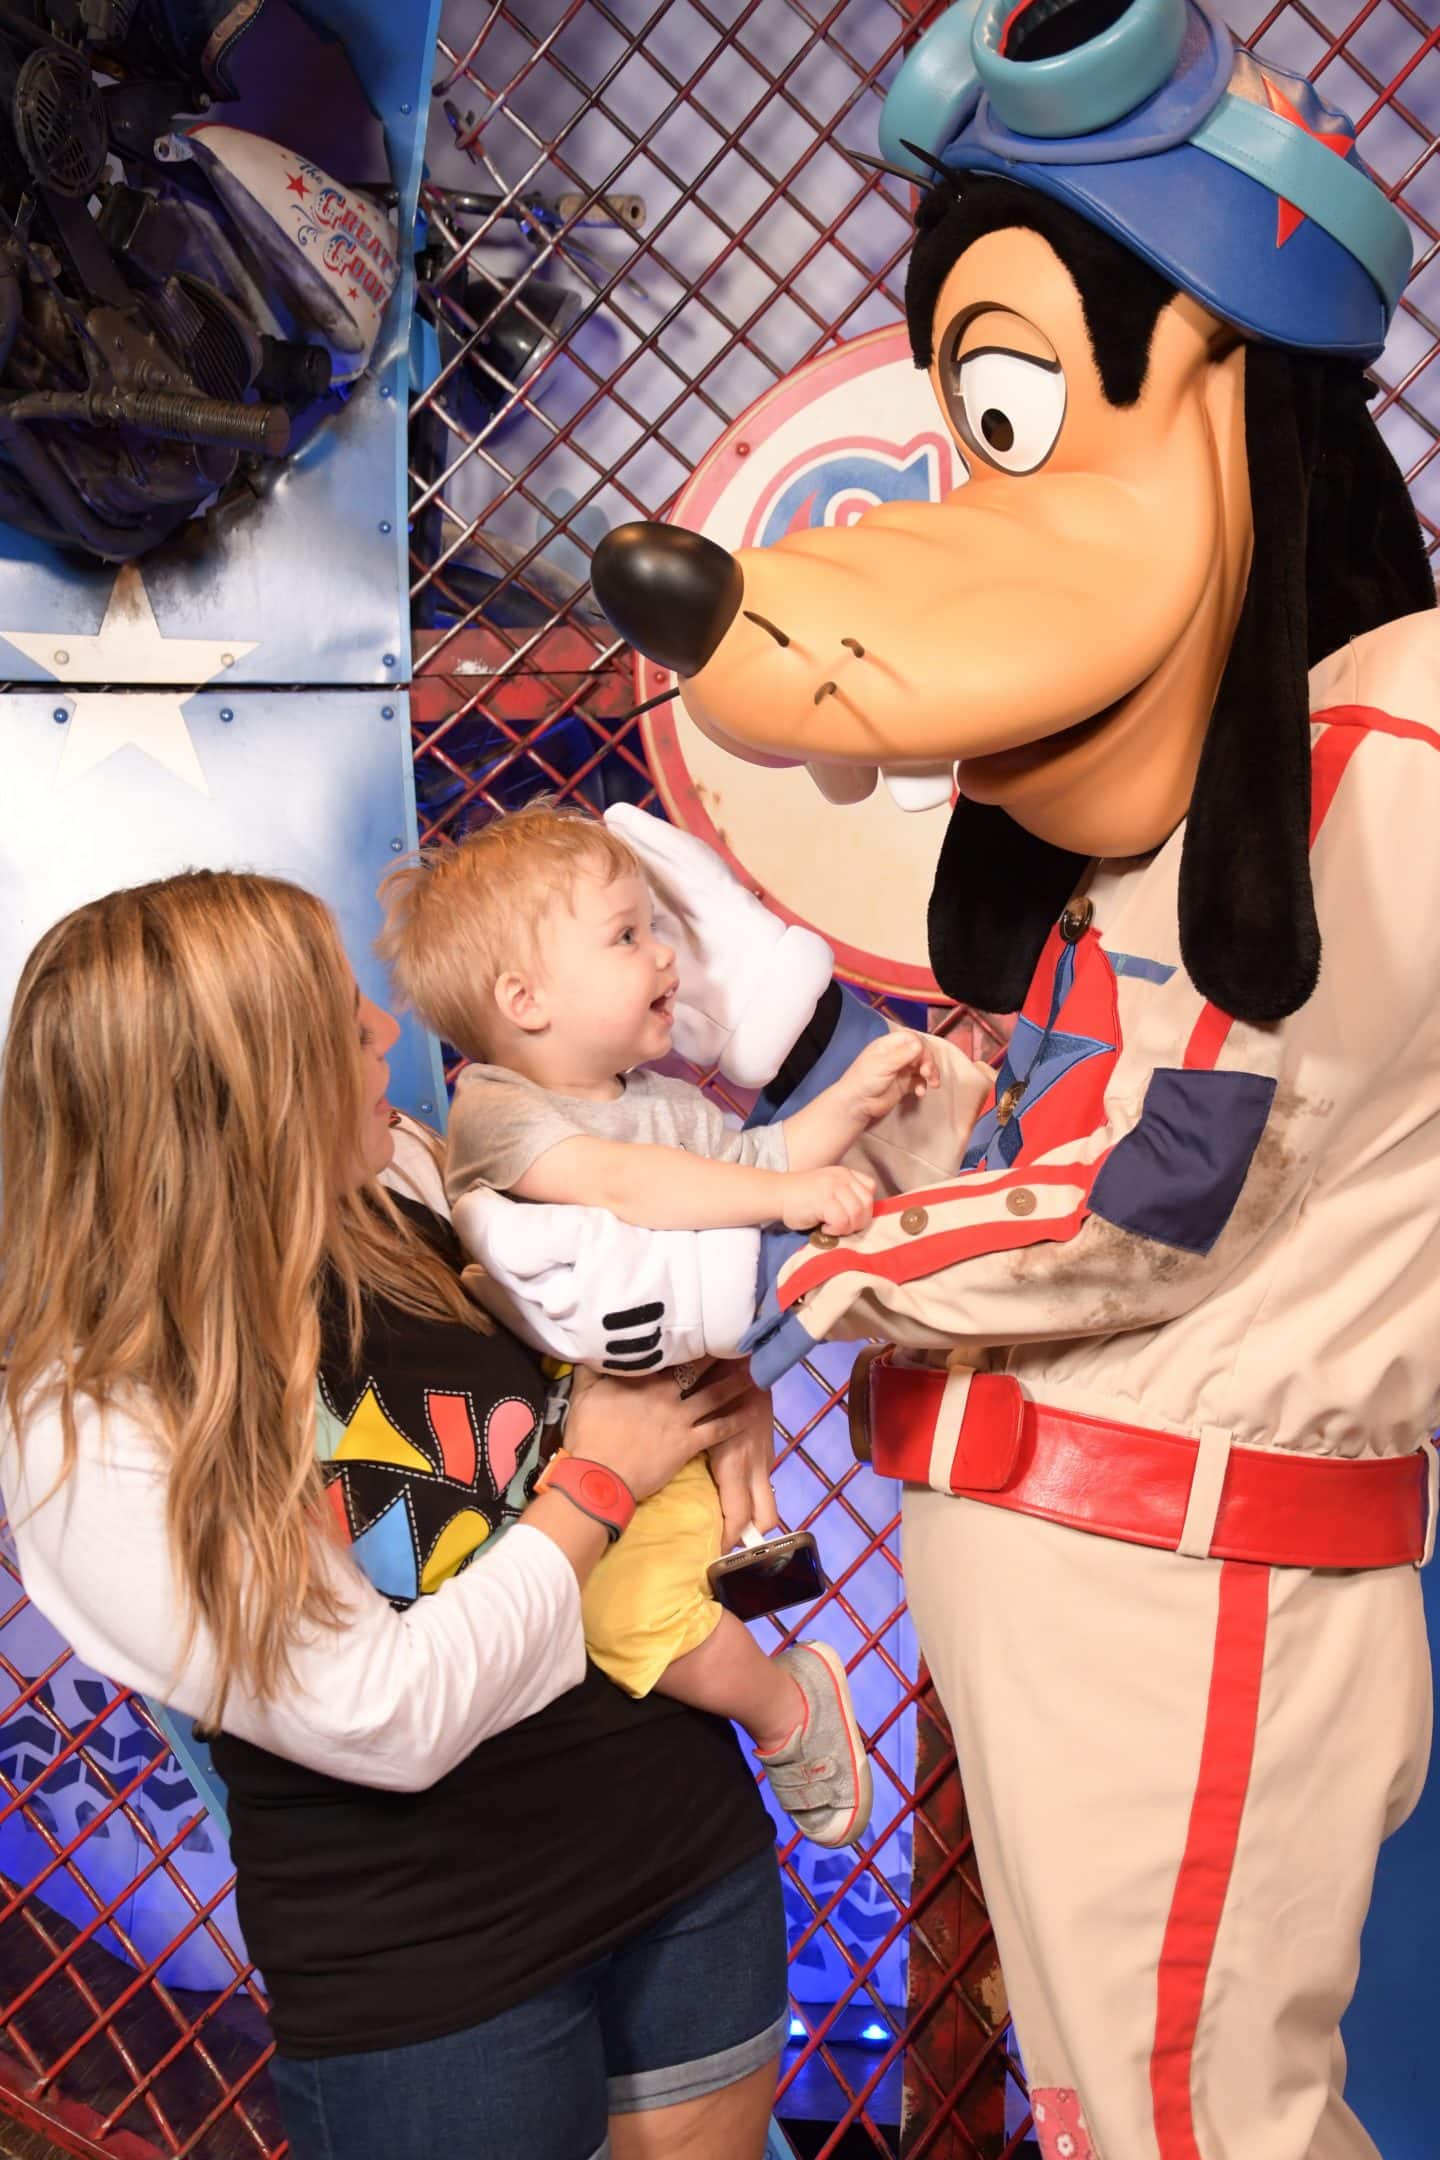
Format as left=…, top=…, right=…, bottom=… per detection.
left=781, top=1183, right=1095, bottom=1308
left=1311, top=702, right=1440, bottom=755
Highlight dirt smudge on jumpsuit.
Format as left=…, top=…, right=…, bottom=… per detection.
left=1004, top=1085, right=1315, bottom=1334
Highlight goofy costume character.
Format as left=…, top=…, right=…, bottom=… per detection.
left=459, top=3, right=1440, bottom=2151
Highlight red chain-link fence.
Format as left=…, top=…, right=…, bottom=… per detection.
left=3, top=3, right=1438, bottom=2156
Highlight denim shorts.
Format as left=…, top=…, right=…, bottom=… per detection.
left=269, top=1845, right=789, bottom=2160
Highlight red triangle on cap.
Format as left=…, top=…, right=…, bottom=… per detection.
left=1261, top=76, right=1355, bottom=248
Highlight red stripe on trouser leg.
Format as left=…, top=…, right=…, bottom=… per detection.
left=1150, top=1560, right=1271, bottom=2157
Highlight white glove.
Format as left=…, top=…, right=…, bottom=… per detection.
left=452, top=1184, right=760, bottom=1370
left=604, top=803, right=833, bottom=1087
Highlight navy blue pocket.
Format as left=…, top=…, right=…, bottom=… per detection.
left=1089, top=1067, right=1277, bottom=1257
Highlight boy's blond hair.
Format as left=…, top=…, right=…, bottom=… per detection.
left=377, top=799, right=639, bottom=1061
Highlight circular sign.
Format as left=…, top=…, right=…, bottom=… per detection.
left=642, top=324, right=965, bottom=1001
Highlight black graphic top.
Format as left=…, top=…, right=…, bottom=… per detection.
left=211, top=1197, right=771, bottom=2059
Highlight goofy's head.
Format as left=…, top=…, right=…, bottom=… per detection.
left=593, top=0, right=1434, bottom=1024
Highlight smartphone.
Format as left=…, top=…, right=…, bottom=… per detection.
left=707, top=1530, right=829, bottom=1621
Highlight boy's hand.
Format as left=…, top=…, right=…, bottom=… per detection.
left=843, top=1029, right=939, bottom=1123
left=780, top=1166, right=876, bottom=1237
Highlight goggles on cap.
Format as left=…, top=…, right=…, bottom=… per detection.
left=881, top=0, right=1412, bottom=353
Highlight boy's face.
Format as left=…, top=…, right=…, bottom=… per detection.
left=529, top=866, right=678, bottom=1075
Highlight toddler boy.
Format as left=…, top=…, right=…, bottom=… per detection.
left=379, top=802, right=936, bottom=1847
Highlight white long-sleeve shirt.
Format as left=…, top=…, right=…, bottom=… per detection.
left=0, top=1121, right=586, bottom=1792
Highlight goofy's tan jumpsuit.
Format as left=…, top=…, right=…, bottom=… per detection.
left=766, top=616, right=1440, bottom=2157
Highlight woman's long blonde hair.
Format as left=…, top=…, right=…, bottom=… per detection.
left=0, top=869, right=483, bottom=1720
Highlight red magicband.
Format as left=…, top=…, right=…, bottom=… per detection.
left=535, top=1451, right=637, bottom=1542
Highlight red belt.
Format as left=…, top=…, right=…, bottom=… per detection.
left=852, top=1355, right=1432, bottom=1570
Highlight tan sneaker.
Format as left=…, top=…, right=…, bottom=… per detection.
left=755, top=1642, right=873, bottom=1849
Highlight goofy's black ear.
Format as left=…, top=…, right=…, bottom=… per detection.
left=1178, top=342, right=1318, bottom=1025
left=1179, top=345, right=1434, bottom=1025
left=928, top=798, right=1086, bottom=1012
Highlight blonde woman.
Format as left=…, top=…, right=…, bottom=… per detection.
left=0, top=871, right=789, bottom=2160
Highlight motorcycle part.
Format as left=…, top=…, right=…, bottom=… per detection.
left=13, top=42, right=107, bottom=198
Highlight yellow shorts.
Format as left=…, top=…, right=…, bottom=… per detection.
left=581, top=1455, right=723, bottom=1697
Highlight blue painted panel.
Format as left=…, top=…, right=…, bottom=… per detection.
left=1341, top=1557, right=1437, bottom=2142
left=0, top=377, right=405, bottom=688
left=0, top=688, right=445, bottom=1125
left=309, top=0, right=445, bottom=219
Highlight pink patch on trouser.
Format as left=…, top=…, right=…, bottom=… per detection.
left=1030, top=2088, right=1097, bottom=2160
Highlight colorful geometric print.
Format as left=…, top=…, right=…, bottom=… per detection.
left=962, top=923, right=1121, bottom=1172
left=319, top=1377, right=542, bottom=1608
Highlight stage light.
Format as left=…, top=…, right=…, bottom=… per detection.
left=417, top=254, right=582, bottom=418
left=861, top=2022, right=890, bottom=2044
left=789, top=2017, right=807, bottom=2040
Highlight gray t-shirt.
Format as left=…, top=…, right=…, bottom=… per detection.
left=445, top=1063, right=788, bottom=1205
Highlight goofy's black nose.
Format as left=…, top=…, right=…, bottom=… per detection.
left=591, top=521, right=743, bottom=677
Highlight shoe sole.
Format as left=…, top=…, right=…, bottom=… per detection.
left=797, top=1640, right=873, bottom=1849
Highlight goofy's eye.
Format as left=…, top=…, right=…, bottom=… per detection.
left=951, top=349, right=1066, bottom=475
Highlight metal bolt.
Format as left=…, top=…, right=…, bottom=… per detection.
left=389, top=838, right=405, bottom=853
left=381, top=705, right=395, bottom=720
left=53, top=649, right=68, bottom=665
left=735, top=442, right=750, bottom=457
left=383, top=653, right=397, bottom=668
left=52, top=707, right=67, bottom=724
left=219, top=707, right=234, bottom=723
left=419, top=1100, right=434, bottom=1116
left=379, top=520, right=392, bottom=534
left=221, top=652, right=235, bottom=667
left=400, top=101, right=412, bottom=115
left=379, top=384, right=393, bottom=399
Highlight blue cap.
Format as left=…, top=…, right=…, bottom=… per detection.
left=880, top=0, right=1413, bottom=362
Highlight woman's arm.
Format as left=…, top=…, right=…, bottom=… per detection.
left=4, top=1394, right=584, bottom=1792
left=4, top=1371, right=753, bottom=1795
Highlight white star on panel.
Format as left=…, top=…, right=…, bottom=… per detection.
left=54, top=691, right=212, bottom=792
left=0, top=565, right=259, bottom=798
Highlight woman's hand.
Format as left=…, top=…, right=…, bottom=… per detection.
left=703, top=1367, right=779, bottom=1549
left=565, top=1364, right=754, bottom=1502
